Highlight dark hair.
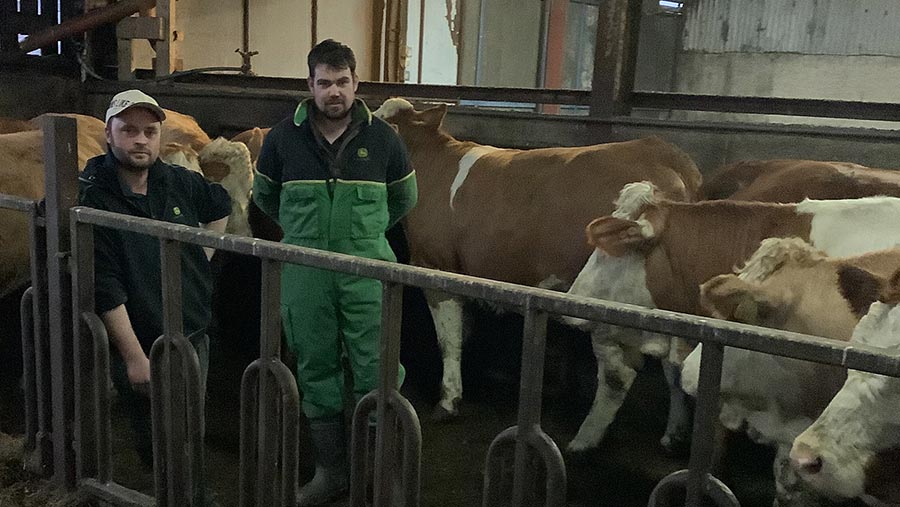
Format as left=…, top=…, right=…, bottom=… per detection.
left=308, top=39, right=356, bottom=79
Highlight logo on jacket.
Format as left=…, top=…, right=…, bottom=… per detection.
left=357, top=147, right=369, bottom=159
left=173, top=206, right=182, bottom=216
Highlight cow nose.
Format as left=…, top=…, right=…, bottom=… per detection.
left=790, top=443, right=823, bottom=474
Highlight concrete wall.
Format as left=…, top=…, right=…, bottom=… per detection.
left=128, top=0, right=377, bottom=80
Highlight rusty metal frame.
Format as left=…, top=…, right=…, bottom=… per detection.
left=69, top=205, right=900, bottom=505
left=0, top=194, right=53, bottom=476
left=238, top=258, right=300, bottom=507
left=350, top=282, right=422, bottom=507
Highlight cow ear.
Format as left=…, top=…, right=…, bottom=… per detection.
left=699, top=274, right=776, bottom=325
left=881, top=268, right=900, bottom=306
left=416, top=103, right=447, bottom=128
left=586, top=216, right=653, bottom=256
left=839, top=265, right=888, bottom=316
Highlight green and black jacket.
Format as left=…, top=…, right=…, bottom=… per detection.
left=253, top=99, right=417, bottom=261
left=79, top=152, right=232, bottom=351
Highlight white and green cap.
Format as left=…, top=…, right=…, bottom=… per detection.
left=105, top=89, right=166, bottom=123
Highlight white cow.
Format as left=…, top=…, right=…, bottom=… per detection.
left=790, top=269, right=900, bottom=506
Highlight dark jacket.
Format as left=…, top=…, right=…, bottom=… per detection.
left=78, top=151, right=231, bottom=350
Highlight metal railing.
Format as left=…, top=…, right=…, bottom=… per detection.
left=68, top=204, right=900, bottom=506
left=11, top=117, right=900, bottom=506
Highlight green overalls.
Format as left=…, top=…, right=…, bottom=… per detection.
left=253, top=99, right=417, bottom=419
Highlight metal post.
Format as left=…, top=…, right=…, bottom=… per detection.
left=42, top=114, right=79, bottom=488
left=240, top=258, right=299, bottom=507
left=71, top=215, right=99, bottom=482
left=482, top=303, right=565, bottom=507
left=589, top=0, right=642, bottom=117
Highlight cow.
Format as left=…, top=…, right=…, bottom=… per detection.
left=789, top=269, right=900, bottom=506
left=564, top=181, right=900, bottom=453
left=231, top=127, right=270, bottom=165
left=371, top=98, right=703, bottom=428
left=0, top=117, right=35, bottom=134
left=681, top=239, right=900, bottom=505
left=700, top=159, right=900, bottom=202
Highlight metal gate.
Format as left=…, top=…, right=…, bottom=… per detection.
left=8, top=115, right=900, bottom=506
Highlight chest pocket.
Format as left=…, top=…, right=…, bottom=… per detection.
left=350, top=185, right=387, bottom=238
left=281, top=185, right=321, bottom=239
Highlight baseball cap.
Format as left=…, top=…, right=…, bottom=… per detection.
left=105, top=89, right=166, bottom=123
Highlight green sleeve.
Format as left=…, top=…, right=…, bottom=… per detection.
left=387, top=171, right=417, bottom=228
left=253, top=130, right=282, bottom=219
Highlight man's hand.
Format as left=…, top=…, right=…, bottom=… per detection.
left=125, top=351, right=151, bottom=395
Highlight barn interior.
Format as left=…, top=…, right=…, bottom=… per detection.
left=1, top=1, right=899, bottom=506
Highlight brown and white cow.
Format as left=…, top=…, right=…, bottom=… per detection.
left=0, top=114, right=109, bottom=298
left=372, top=98, right=703, bottom=426
left=700, top=159, right=900, bottom=202
left=683, top=239, right=900, bottom=505
left=565, top=182, right=900, bottom=452
left=789, top=269, right=900, bottom=506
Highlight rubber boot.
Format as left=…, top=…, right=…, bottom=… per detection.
left=298, top=417, right=349, bottom=506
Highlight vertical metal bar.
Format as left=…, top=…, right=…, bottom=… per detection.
left=28, top=200, right=52, bottom=476
left=20, top=286, right=36, bottom=452
left=511, top=306, right=549, bottom=506
left=589, top=0, right=641, bottom=117
left=256, top=259, right=281, bottom=506
left=686, top=342, right=726, bottom=505
left=41, top=114, right=79, bottom=488
left=416, top=0, right=425, bottom=83
left=371, top=0, right=385, bottom=80
left=310, top=0, right=317, bottom=50
left=474, top=0, right=486, bottom=85
left=239, top=363, right=261, bottom=507
left=372, top=281, right=404, bottom=506
left=71, top=215, right=98, bottom=482
left=152, top=238, right=186, bottom=506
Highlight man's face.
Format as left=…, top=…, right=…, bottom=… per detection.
left=308, top=63, right=358, bottom=121
left=105, top=107, right=162, bottom=170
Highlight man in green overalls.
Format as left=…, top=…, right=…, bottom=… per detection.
left=253, top=39, right=417, bottom=506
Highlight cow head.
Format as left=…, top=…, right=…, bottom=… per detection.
left=698, top=238, right=875, bottom=339
left=230, top=127, right=271, bottom=165
left=373, top=98, right=448, bottom=152
left=789, top=269, right=900, bottom=503
left=161, top=138, right=254, bottom=237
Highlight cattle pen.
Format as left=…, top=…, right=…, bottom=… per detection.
left=0, top=115, right=897, bottom=506
left=6, top=0, right=900, bottom=505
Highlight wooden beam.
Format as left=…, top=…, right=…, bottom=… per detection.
left=154, top=0, right=177, bottom=77
left=116, top=16, right=163, bottom=41
left=589, top=0, right=642, bottom=117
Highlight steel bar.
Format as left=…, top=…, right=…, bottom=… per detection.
left=648, top=470, right=740, bottom=507
left=83, top=312, right=111, bottom=483
left=67, top=205, right=900, bottom=379
left=43, top=115, right=79, bottom=487
left=80, top=478, right=156, bottom=507
left=686, top=342, right=728, bottom=505
left=19, top=0, right=155, bottom=52
left=238, top=361, right=261, bottom=507
left=71, top=216, right=98, bottom=482
left=19, top=287, right=36, bottom=452
left=28, top=198, right=51, bottom=476
left=351, top=390, right=421, bottom=507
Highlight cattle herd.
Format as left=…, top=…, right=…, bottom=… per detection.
left=2, top=98, right=900, bottom=506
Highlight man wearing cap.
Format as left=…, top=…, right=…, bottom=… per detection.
left=79, top=89, right=231, bottom=470
left=253, top=40, right=417, bottom=505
